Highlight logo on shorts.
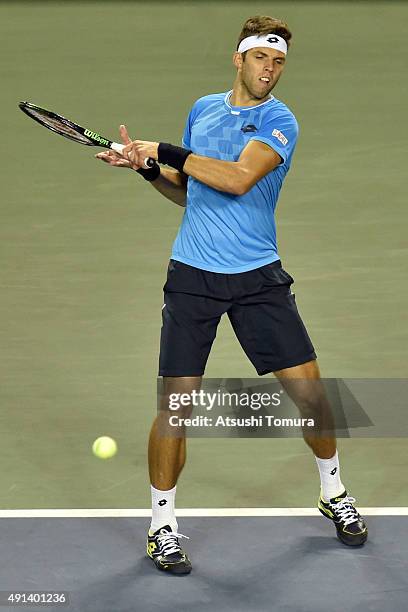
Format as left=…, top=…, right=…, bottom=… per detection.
left=272, top=128, right=288, bottom=146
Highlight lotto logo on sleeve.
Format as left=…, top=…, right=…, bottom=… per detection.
left=272, top=128, right=288, bottom=146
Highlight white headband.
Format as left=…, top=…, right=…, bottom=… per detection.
left=237, top=33, right=288, bottom=56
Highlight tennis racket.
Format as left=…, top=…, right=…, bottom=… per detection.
left=18, top=101, right=155, bottom=167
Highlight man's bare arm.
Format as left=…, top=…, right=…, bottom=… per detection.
left=150, top=167, right=187, bottom=207
left=182, top=140, right=281, bottom=195
left=95, top=125, right=187, bottom=207
left=124, top=139, right=282, bottom=196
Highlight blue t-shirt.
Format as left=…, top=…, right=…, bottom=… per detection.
left=171, top=90, right=299, bottom=273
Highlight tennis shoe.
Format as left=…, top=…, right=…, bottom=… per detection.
left=318, top=489, right=367, bottom=546
left=146, top=525, right=192, bottom=574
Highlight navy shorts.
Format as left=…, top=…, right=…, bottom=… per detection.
left=159, top=259, right=316, bottom=377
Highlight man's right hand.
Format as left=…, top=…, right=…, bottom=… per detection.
left=95, top=125, right=142, bottom=171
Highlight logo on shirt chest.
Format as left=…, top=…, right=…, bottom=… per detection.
left=241, top=124, right=258, bottom=133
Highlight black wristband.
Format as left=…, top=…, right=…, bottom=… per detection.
left=136, top=162, right=161, bottom=182
left=158, top=143, right=192, bottom=172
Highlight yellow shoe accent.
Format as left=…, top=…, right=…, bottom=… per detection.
left=318, top=499, right=334, bottom=519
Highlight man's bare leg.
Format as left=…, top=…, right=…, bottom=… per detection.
left=148, top=376, right=201, bottom=531
left=149, top=376, right=201, bottom=489
left=274, top=360, right=367, bottom=545
left=274, top=359, right=336, bottom=459
left=146, top=376, right=200, bottom=574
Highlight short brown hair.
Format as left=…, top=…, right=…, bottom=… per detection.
left=237, top=15, right=292, bottom=51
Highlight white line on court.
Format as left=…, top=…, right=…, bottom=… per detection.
left=0, top=508, right=408, bottom=518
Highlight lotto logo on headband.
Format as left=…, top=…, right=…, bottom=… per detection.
left=272, top=129, right=288, bottom=146
left=237, top=33, right=288, bottom=55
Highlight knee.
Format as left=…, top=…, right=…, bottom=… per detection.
left=160, top=376, right=202, bottom=419
left=294, top=391, right=329, bottom=419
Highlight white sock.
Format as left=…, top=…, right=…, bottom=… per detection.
left=315, top=451, right=345, bottom=501
left=150, top=485, right=178, bottom=533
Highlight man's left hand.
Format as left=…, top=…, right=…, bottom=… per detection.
left=122, top=139, right=159, bottom=168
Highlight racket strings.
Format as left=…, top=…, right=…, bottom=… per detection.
left=23, top=107, right=91, bottom=144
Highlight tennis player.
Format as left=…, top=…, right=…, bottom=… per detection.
left=97, top=15, right=367, bottom=575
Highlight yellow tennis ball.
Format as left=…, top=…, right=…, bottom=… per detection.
left=92, top=436, right=117, bottom=459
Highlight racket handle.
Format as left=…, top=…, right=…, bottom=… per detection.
left=110, top=142, right=156, bottom=168
left=111, top=142, right=125, bottom=154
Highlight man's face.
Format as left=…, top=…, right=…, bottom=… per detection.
left=234, top=47, right=286, bottom=100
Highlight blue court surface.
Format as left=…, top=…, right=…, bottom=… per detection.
left=1, top=510, right=407, bottom=612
